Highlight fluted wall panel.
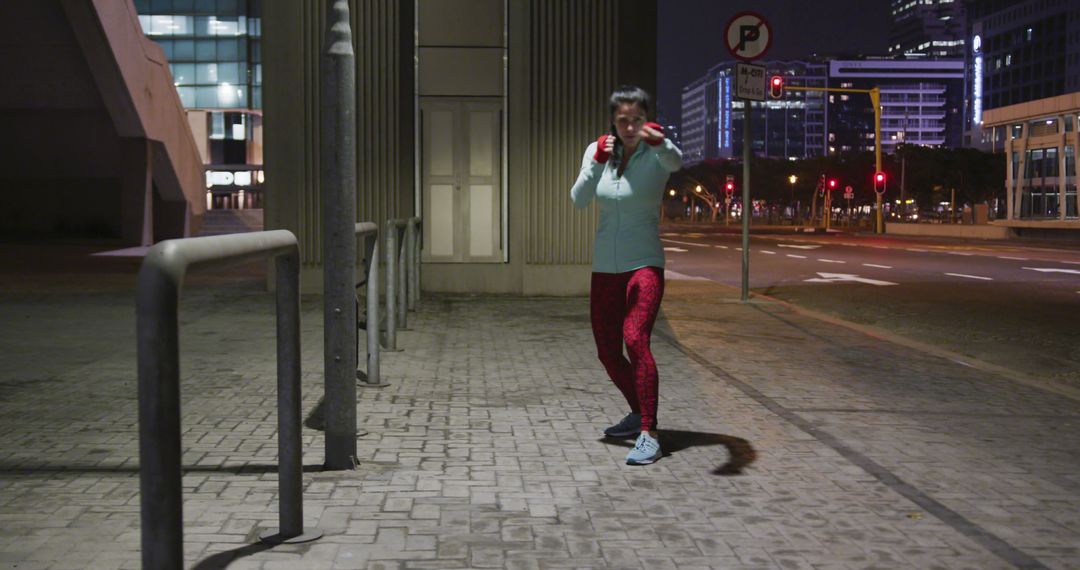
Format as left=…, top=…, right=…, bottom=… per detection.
left=264, top=0, right=411, bottom=272
left=525, top=0, right=617, bottom=265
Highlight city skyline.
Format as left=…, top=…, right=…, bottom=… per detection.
left=657, top=1, right=892, bottom=123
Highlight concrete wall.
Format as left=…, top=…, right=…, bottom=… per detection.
left=886, top=222, right=1014, bottom=239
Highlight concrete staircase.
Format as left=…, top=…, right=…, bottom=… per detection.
left=196, top=209, right=264, bottom=236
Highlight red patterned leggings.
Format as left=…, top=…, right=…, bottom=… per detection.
left=589, top=266, right=664, bottom=431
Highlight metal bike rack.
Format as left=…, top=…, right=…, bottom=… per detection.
left=135, top=231, right=321, bottom=570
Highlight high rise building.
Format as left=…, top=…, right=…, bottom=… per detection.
left=680, top=56, right=967, bottom=165
left=965, top=0, right=1080, bottom=147
left=888, top=0, right=967, bottom=58
left=680, top=61, right=828, bottom=165
left=829, top=58, right=967, bottom=155
left=134, top=0, right=263, bottom=210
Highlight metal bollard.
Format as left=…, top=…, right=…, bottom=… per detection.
left=383, top=223, right=403, bottom=352
left=356, top=223, right=388, bottom=387
left=396, top=223, right=408, bottom=330
left=136, top=232, right=322, bottom=570
left=406, top=218, right=419, bottom=311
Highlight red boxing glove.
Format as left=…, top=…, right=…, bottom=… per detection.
left=643, top=122, right=665, bottom=146
left=593, top=134, right=613, bottom=163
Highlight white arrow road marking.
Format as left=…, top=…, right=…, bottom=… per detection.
left=778, top=244, right=821, bottom=250
left=819, top=259, right=846, bottom=264
left=664, top=269, right=711, bottom=281
left=863, top=263, right=892, bottom=269
left=715, top=245, right=729, bottom=249
left=664, top=247, right=688, bottom=253
left=761, top=250, right=776, bottom=255
left=735, top=247, right=743, bottom=251
left=787, top=254, right=807, bottom=259
left=1022, top=267, right=1080, bottom=275
left=999, top=256, right=1029, bottom=260
left=804, top=272, right=898, bottom=286
left=661, top=239, right=710, bottom=247
left=946, top=273, right=993, bottom=280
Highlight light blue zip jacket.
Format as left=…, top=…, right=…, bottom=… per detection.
left=570, top=138, right=683, bottom=273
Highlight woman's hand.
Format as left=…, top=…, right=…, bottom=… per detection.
left=593, top=134, right=616, bottom=163
left=640, top=122, right=665, bottom=146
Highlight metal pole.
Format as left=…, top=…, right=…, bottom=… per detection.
left=321, top=0, right=358, bottom=470
left=364, top=234, right=385, bottom=385
left=872, top=87, right=884, bottom=234
left=384, top=224, right=400, bottom=351
left=260, top=250, right=323, bottom=544
left=136, top=266, right=183, bottom=570
left=397, top=225, right=408, bottom=329
left=741, top=100, right=751, bottom=302
left=406, top=218, right=417, bottom=311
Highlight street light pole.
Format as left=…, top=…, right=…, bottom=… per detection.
left=789, top=174, right=797, bottom=224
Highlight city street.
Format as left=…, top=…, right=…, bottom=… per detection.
left=661, top=225, right=1080, bottom=388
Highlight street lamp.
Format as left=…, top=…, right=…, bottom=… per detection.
left=669, top=189, right=676, bottom=197
left=788, top=175, right=797, bottom=224
left=695, top=185, right=702, bottom=193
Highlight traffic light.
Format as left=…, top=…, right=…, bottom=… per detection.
left=874, top=172, right=886, bottom=193
left=725, top=182, right=735, bottom=192
left=827, top=178, right=838, bottom=191
left=769, top=76, right=783, bottom=99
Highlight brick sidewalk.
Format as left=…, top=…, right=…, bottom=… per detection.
left=1, top=266, right=1079, bottom=569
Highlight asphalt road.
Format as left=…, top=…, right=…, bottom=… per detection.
left=659, top=225, right=1080, bottom=387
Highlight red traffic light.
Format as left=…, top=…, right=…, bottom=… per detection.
left=875, top=172, right=886, bottom=184
left=725, top=182, right=735, bottom=192
left=827, top=179, right=837, bottom=189
left=769, top=75, right=783, bottom=99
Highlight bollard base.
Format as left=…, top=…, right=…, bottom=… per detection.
left=259, top=528, right=324, bottom=545
left=356, top=370, right=391, bottom=387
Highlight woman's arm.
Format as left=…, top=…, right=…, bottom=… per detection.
left=650, top=138, right=683, bottom=173
left=570, top=142, right=607, bottom=209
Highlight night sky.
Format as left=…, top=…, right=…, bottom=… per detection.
left=656, top=1, right=892, bottom=125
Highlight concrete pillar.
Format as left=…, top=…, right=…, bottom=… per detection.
left=120, top=137, right=153, bottom=246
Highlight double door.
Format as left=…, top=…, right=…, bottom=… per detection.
left=421, top=99, right=503, bottom=262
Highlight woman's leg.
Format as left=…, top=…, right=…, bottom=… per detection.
left=622, top=266, right=665, bottom=432
left=590, top=272, right=640, bottom=413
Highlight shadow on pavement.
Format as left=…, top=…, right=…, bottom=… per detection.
left=0, top=463, right=326, bottom=475
left=191, top=541, right=275, bottom=570
left=601, top=429, right=757, bottom=475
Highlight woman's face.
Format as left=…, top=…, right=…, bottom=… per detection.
left=612, top=101, right=647, bottom=147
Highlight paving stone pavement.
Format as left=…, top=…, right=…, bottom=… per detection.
left=1, top=254, right=1080, bottom=569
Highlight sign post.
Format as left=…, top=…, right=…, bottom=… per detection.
left=724, top=11, right=771, bottom=303
left=844, top=185, right=854, bottom=226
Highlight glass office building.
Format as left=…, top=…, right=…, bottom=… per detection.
left=135, top=0, right=263, bottom=210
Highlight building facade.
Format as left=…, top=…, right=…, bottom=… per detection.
left=681, top=57, right=967, bottom=164
left=134, top=0, right=264, bottom=210
left=263, top=0, right=657, bottom=295
left=680, top=61, right=828, bottom=165
left=828, top=58, right=967, bottom=154
left=888, top=0, right=966, bottom=58
left=965, top=0, right=1080, bottom=147
left=983, top=92, right=1079, bottom=225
